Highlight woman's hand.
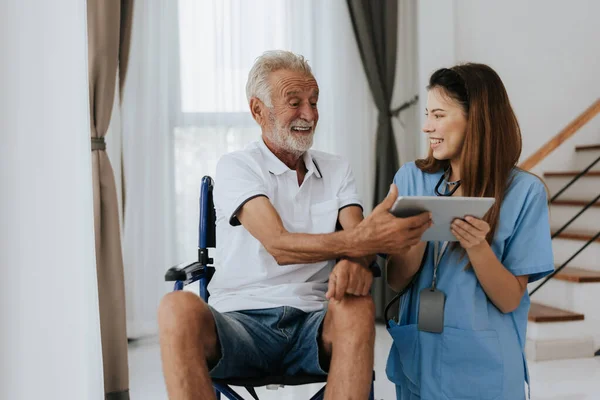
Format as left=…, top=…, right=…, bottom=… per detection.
left=451, top=216, right=490, bottom=250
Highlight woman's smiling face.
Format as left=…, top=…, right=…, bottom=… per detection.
left=422, top=86, right=468, bottom=163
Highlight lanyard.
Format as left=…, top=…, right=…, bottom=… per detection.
left=431, top=168, right=455, bottom=289
left=432, top=241, right=448, bottom=290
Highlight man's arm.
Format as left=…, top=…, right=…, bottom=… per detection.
left=325, top=205, right=375, bottom=300
left=237, top=184, right=432, bottom=265
left=337, top=204, right=364, bottom=230
left=238, top=196, right=359, bottom=265
left=337, top=205, right=374, bottom=267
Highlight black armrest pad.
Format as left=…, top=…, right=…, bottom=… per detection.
left=165, top=261, right=204, bottom=282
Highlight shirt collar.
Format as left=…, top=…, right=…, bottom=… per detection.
left=257, top=139, right=288, bottom=175
left=257, top=139, right=322, bottom=178
left=303, top=150, right=323, bottom=179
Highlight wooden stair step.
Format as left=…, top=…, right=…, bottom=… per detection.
left=552, top=231, right=600, bottom=242
left=551, top=200, right=600, bottom=207
left=554, top=267, right=600, bottom=283
left=544, top=171, right=600, bottom=177
left=528, top=302, right=584, bottom=323
left=575, top=144, right=600, bottom=152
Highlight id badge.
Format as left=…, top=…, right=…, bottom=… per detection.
left=418, top=287, right=445, bottom=333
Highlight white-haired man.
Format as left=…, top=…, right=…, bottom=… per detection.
left=158, top=50, right=431, bottom=400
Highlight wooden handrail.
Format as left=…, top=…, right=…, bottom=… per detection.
left=519, top=98, right=600, bottom=171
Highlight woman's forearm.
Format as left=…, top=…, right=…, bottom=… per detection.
left=386, top=242, right=427, bottom=292
left=467, top=243, right=528, bottom=313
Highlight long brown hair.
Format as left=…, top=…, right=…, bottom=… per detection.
left=416, top=63, right=522, bottom=250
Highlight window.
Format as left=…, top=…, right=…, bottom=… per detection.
left=174, top=0, right=312, bottom=260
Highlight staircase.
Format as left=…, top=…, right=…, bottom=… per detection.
left=525, top=143, right=600, bottom=361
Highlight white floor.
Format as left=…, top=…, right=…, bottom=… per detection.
left=129, top=325, right=600, bottom=400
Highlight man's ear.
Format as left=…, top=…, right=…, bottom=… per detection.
left=249, top=98, right=266, bottom=125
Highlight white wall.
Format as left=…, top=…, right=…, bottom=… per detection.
left=418, top=0, right=600, bottom=172
left=416, top=0, right=456, bottom=158
left=0, top=1, right=105, bottom=398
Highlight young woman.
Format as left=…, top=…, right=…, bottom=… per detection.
left=385, top=63, right=554, bottom=400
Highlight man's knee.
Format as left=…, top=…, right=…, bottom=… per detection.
left=331, top=294, right=375, bottom=319
left=158, top=291, right=214, bottom=337
left=328, top=295, right=375, bottom=338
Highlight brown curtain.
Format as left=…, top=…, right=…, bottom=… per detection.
left=347, top=0, right=399, bottom=321
left=87, top=1, right=134, bottom=399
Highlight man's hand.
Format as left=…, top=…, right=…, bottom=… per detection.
left=353, top=184, right=432, bottom=256
left=326, top=258, right=373, bottom=302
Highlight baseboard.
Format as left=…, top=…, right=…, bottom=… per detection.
left=526, top=337, right=595, bottom=361
left=106, top=390, right=129, bottom=400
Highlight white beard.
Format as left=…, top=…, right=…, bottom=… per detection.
left=266, top=112, right=314, bottom=156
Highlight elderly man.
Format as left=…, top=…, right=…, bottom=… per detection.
left=158, top=50, right=431, bottom=400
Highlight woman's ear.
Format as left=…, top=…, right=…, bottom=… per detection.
left=249, top=98, right=265, bottom=125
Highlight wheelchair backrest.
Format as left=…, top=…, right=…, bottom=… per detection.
left=199, top=176, right=216, bottom=249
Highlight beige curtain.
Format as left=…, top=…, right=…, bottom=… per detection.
left=87, top=1, right=134, bottom=398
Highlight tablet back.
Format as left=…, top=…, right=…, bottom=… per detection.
left=390, top=196, right=495, bottom=242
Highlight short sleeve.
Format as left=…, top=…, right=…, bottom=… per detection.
left=214, top=154, right=268, bottom=226
left=502, top=188, right=554, bottom=282
left=337, top=161, right=363, bottom=211
left=393, top=164, right=412, bottom=196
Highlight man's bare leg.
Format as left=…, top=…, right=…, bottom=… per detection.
left=158, top=291, right=220, bottom=400
left=320, top=295, right=376, bottom=400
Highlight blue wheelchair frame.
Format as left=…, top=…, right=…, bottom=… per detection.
left=165, top=176, right=375, bottom=400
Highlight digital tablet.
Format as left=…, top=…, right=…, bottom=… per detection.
left=389, top=196, right=495, bottom=242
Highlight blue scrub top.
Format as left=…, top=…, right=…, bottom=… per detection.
left=386, top=162, right=554, bottom=400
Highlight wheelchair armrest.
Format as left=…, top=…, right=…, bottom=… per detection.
left=165, top=261, right=206, bottom=282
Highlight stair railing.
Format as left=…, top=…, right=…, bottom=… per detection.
left=529, top=154, right=600, bottom=296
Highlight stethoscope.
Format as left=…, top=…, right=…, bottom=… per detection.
left=435, top=168, right=461, bottom=196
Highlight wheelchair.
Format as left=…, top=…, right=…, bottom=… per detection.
left=165, top=176, right=376, bottom=400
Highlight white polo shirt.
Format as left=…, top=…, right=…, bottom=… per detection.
left=207, top=139, right=363, bottom=313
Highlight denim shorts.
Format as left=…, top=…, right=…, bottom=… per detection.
left=208, top=306, right=328, bottom=379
